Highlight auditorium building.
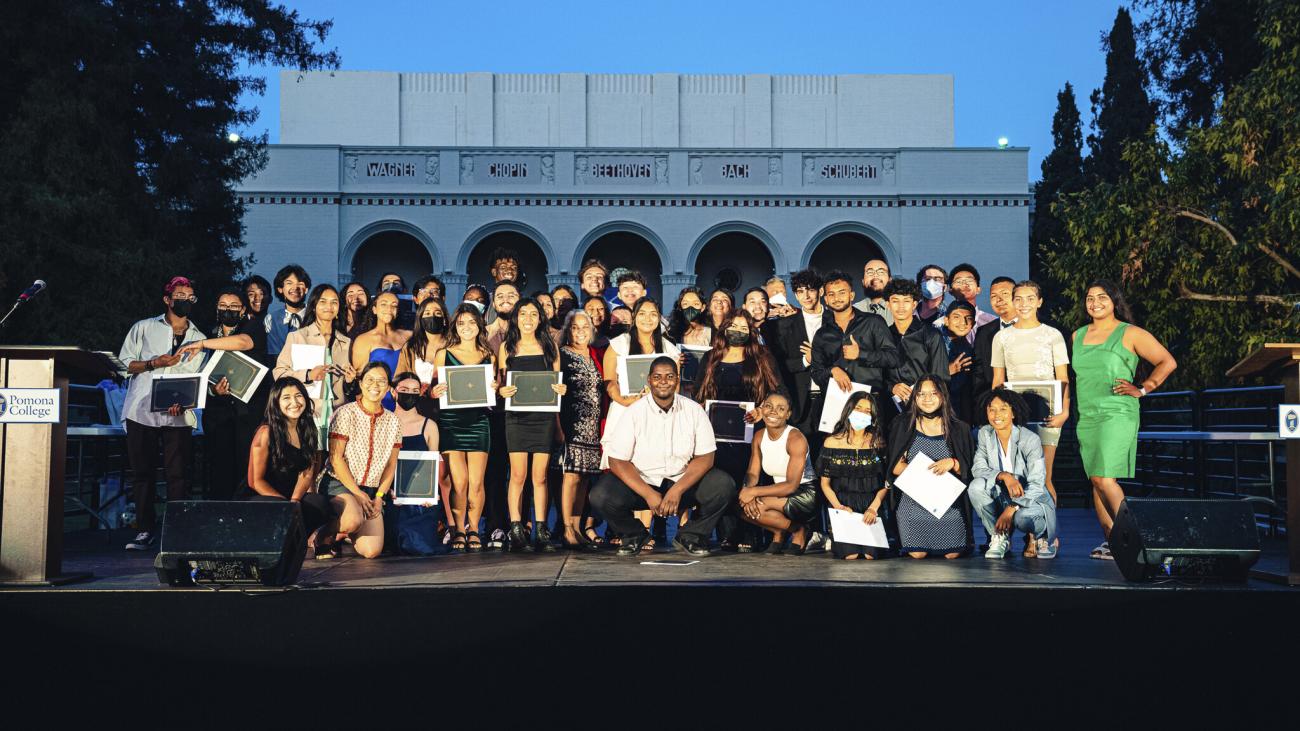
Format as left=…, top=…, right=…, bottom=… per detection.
left=236, top=72, right=1029, bottom=308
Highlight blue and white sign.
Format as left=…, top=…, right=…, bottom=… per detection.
left=1280, top=404, right=1300, bottom=440
left=0, top=388, right=61, bottom=424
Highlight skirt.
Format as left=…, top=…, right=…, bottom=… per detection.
left=505, top=412, right=556, bottom=454
left=782, top=482, right=820, bottom=523
left=436, top=407, right=491, bottom=452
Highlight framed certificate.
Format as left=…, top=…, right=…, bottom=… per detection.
left=149, top=373, right=206, bottom=412
left=1004, top=380, right=1063, bottom=422
left=617, top=354, right=663, bottom=395
left=704, top=400, right=755, bottom=443
left=437, top=364, right=495, bottom=409
left=200, top=350, right=269, bottom=404
left=506, top=370, right=562, bottom=412
left=678, top=344, right=710, bottom=386
left=393, top=451, right=441, bottom=506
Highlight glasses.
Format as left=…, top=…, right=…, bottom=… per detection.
left=170, top=295, right=198, bottom=303
left=952, top=277, right=977, bottom=287
left=921, top=275, right=946, bottom=283
left=864, top=268, right=889, bottom=277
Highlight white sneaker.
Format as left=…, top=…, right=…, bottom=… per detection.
left=984, top=533, right=1010, bottom=559
left=1035, top=537, right=1057, bottom=559
left=125, top=531, right=154, bottom=551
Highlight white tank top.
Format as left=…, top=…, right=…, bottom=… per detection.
left=760, top=425, right=814, bottom=483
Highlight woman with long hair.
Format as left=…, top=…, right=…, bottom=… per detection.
left=390, top=371, right=447, bottom=554
left=243, top=377, right=330, bottom=541
left=739, top=391, right=818, bottom=553
left=818, top=391, right=892, bottom=559
left=350, top=290, right=409, bottom=410
left=243, top=275, right=272, bottom=321
left=397, top=297, right=448, bottom=386
left=273, top=284, right=356, bottom=447
left=341, top=282, right=370, bottom=339
left=667, top=286, right=710, bottom=346
left=497, top=297, right=567, bottom=551
left=887, top=375, right=975, bottom=559
left=1072, top=280, right=1176, bottom=560
left=557, top=309, right=605, bottom=550
left=430, top=304, right=495, bottom=552
left=706, top=288, right=735, bottom=331
left=583, top=296, right=611, bottom=351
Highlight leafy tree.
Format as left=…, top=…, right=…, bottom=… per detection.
left=1030, top=83, right=1085, bottom=304
left=1086, top=8, right=1158, bottom=184
left=0, top=1, right=337, bottom=349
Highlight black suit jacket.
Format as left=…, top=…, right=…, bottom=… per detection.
left=885, top=317, right=950, bottom=394
left=773, top=312, right=815, bottom=421
left=810, top=309, right=900, bottom=395
left=971, top=318, right=1014, bottom=408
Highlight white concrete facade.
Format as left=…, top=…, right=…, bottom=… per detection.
left=238, top=72, right=1028, bottom=310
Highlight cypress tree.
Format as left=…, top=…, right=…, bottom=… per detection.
left=1086, top=7, right=1157, bottom=183
left=1031, top=82, right=1085, bottom=287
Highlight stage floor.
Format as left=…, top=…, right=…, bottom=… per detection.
left=34, top=508, right=1294, bottom=592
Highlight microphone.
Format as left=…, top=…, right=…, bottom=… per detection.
left=17, top=280, right=46, bottom=303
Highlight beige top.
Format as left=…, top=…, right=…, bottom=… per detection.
left=273, top=323, right=352, bottom=414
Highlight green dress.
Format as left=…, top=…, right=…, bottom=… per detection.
left=1072, top=323, right=1140, bottom=478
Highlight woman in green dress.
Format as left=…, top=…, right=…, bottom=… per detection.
left=1072, top=280, right=1177, bottom=560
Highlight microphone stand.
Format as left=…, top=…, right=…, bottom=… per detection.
left=0, top=301, right=22, bottom=330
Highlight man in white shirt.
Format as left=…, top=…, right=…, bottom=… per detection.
left=118, top=276, right=207, bottom=550
left=590, top=356, right=737, bottom=556
left=775, top=269, right=826, bottom=442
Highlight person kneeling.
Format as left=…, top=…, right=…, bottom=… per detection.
left=590, top=356, right=736, bottom=556
left=739, top=392, right=818, bottom=554
left=968, top=388, right=1057, bottom=559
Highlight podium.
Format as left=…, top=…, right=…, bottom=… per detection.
left=1226, top=343, right=1300, bottom=585
left=0, top=346, right=119, bottom=584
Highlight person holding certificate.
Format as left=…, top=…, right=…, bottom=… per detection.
left=242, top=377, right=330, bottom=541
left=818, top=391, right=892, bottom=559
left=809, top=271, right=900, bottom=424
left=601, top=297, right=680, bottom=463
left=887, top=375, right=975, bottom=559
left=496, top=298, right=566, bottom=552
left=990, top=280, right=1070, bottom=508
left=739, top=392, right=818, bottom=554
left=430, top=304, right=495, bottom=552
left=319, top=361, right=402, bottom=560
left=274, top=284, right=356, bottom=448
left=968, top=388, right=1056, bottom=559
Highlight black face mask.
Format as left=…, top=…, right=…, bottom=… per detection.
left=216, top=310, right=242, bottom=327
left=725, top=329, right=751, bottom=346
left=170, top=299, right=194, bottom=318
left=607, top=323, right=630, bottom=338
left=395, top=393, right=420, bottom=411
left=918, top=405, right=943, bottom=419
left=682, top=306, right=702, bottom=322
left=421, top=317, right=446, bottom=334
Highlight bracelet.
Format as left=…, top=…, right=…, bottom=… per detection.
left=1139, top=386, right=1148, bottom=397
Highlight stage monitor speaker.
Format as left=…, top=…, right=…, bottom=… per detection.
left=154, top=501, right=306, bottom=586
left=1110, top=498, right=1260, bottom=582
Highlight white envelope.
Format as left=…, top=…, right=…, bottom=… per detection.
left=893, top=452, right=967, bottom=518
left=290, top=343, right=326, bottom=399
left=818, top=380, right=872, bottom=433
left=827, top=508, right=890, bottom=548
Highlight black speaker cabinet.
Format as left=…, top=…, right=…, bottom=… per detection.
left=1110, top=498, right=1260, bottom=581
left=154, top=501, right=306, bottom=586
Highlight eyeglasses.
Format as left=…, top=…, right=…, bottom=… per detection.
left=864, top=268, right=889, bottom=277
left=170, top=295, right=198, bottom=303
left=921, top=275, right=946, bottom=283
left=952, top=277, right=977, bottom=287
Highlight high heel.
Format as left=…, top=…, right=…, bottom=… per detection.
left=533, top=522, right=557, bottom=552
left=508, top=521, right=532, bottom=552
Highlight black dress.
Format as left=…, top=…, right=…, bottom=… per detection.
left=711, top=360, right=751, bottom=478
left=238, top=434, right=328, bottom=535
left=559, top=348, right=602, bottom=474
left=504, top=353, right=557, bottom=454
left=818, top=446, right=893, bottom=558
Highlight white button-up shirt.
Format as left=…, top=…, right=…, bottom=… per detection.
left=603, top=394, right=717, bottom=486
left=118, top=314, right=206, bottom=428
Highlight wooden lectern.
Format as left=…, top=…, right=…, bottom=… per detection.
left=1226, top=343, right=1300, bottom=585
left=0, top=346, right=119, bottom=584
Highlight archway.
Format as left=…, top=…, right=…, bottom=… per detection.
left=465, top=231, right=550, bottom=297
left=580, top=231, right=664, bottom=303
left=807, top=231, right=887, bottom=280
left=349, top=230, right=435, bottom=291
left=693, top=231, right=776, bottom=299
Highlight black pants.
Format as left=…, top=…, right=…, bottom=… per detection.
left=201, top=402, right=258, bottom=501
left=589, top=468, right=736, bottom=544
left=125, top=420, right=193, bottom=532
left=795, top=389, right=827, bottom=462
left=483, top=408, right=509, bottom=535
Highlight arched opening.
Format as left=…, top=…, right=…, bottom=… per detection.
left=581, top=231, right=663, bottom=303
left=807, top=231, right=886, bottom=280
left=349, top=230, right=434, bottom=291
left=466, top=231, right=549, bottom=296
left=693, top=231, right=776, bottom=299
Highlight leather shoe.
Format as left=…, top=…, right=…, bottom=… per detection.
left=672, top=536, right=710, bottom=557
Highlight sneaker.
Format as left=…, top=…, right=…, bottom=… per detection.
left=486, top=528, right=506, bottom=551
left=804, top=530, right=829, bottom=553
left=1089, top=541, right=1113, bottom=560
left=1035, top=537, right=1057, bottom=559
left=125, top=531, right=154, bottom=551
left=984, top=532, right=1010, bottom=559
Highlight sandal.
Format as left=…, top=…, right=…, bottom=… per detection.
left=584, top=526, right=603, bottom=545
left=450, top=531, right=467, bottom=552
left=466, top=531, right=483, bottom=552
left=640, top=538, right=657, bottom=553
left=1089, top=541, right=1112, bottom=560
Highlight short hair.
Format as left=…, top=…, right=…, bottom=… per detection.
left=391, top=370, right=422, bottom=386
left=464, top=284, right=490, bottom=302
left=978, top=387, right=1031, bottom=426
left=950, top=263, right=980, bottom=285
left=552, top=284, right=577, bottom=301
left=273, top=264, right=310, bottom=295
left=530, top=289, right=552, bottom=301
left=242, top=275, right=272, bottom=300
left=989, top=276, right=1017, bottom=290
left=883, top=277, right=921, bottom=301
left=163, top=276, right=194, bottom=295
left=822, top=269, right=855, bottom=291
left=649, top=355, right=678, bottom=375
left=790, top=269, right=823, bottom=291
left=616, top=270, right=647, bottom=288
left=493, top=279, right=519, bottom=294
left=946, top=301, right=976, bottom=317
left=490, top=247, right=519, bottom=267
left=610, top=305, right=632, bottom=317
left=742, top=286, right=769, bottom=305
left=413, top=275, right=444, bottom=296
left=579, top=258, right=608, bottom=278
left=915, top=264, right=947, bottom=286
left=1014, top=280, right=1044, bottom=299
left=357, top=360, right=393, bottom=386
left=764, top=276, right=786, bottom=288
left=213, top=285, right=247, bottom=308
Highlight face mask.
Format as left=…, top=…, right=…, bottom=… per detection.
left=607, top=323, right=630, bottom=338
left=682, top=306, right=701, bottom=322
left=921, top=281, right=946, bottom=300
left=216, top=310, right=242, bottom=327
left=170, top=298, right=194, bottom=317
left=919, top=405, right=943, bottom=418
left=848, top=412, right=873, bottom=430
left=464, top=300, right=486, bottom=315
left=421, top=317, right=446, bottom=334
left=725, top=329, right=750, bottom=346
left=395, top=393, right=420, bottom=411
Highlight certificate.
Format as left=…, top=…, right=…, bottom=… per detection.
left=893, top=452, right=967, bottom=518
left=828, top=508, right=890, bottom=548
left=149, top=373, right=206, bottom=412
left=437, top=364, right=495, bottom=409
left=617, top=354, right=663, bottom=396
left=1004, top=380, right=1064, bottom=422
left=506, top=370, right=562, bottom=412
left=704, top=400, right=755, bottom=443
left=818, top=380, right=873, bottom=433
left=393, top=451, right=441, bottom=506
left=678, top=344, right=710, bottom=386
left=200, top=350, right=268, bottom=404
left=290, top=343, right=326, bottom=400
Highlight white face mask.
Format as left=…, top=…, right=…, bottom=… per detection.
left=921, top=280, right=946, bottom=300
left=464, top=300, right=486, bottom=314
left=848, top=412, right=873, bottom=430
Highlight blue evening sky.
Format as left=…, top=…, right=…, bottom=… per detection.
left=242, top=0, right=1131, bottom=181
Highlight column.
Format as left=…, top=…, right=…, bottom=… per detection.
left=442, top=272, right=468, bottom=308
left=659, top=274, right=697, bottom=314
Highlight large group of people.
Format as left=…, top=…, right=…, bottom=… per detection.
left=118, top=248, right=1178, bottom=564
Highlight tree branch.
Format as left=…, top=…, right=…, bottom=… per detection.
left=1177, top=282, right=1293, bottom=306
left=1174, top=208, right=1300, bottom=280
